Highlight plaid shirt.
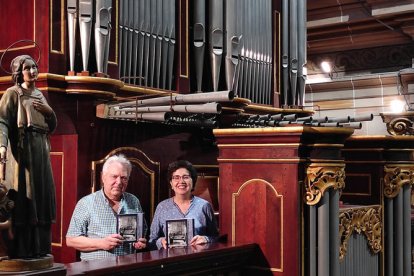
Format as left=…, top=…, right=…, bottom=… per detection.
left=66, top=189, right=147, bottom=260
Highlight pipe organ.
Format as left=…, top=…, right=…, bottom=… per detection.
left=66, top=0, right=279, bottom=105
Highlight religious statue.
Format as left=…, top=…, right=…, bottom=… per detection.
left=0, top=54, right=57, bottom=259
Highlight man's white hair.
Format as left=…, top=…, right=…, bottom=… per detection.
left=102, top=154, right=132, bottom=177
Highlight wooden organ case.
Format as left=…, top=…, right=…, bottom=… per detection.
left=1, top=1, right=412, bottom=276
left=0, top=0, right=284, bottom=265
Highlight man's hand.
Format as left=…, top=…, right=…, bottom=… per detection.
left=100, top=234, right=123, bottom=250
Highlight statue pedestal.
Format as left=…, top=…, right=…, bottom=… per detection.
left=0, top=255, right=65, bottom=274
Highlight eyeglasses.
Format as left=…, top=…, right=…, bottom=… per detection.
left=172, top=175, right=191, bottom=181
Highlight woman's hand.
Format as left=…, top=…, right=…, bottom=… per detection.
left=160, top=237, right=167, bottom=249
left=32, top=100, right=53, bottom=117
left=189, top=235, right=208, bottom=246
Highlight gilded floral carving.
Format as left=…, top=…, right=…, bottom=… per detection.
left=304, top=165, right=345, bottom=205
left=339, top=206, right=382, bottom=260
left=383, top=165, right=414, bottom=198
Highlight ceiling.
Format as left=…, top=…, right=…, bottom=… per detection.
left=306, top=0, right=414, bottom=77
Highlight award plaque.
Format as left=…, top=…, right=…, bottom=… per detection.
left=117, top=213, right=144, bottom=243
left=166, top=218, right=195, bottom=248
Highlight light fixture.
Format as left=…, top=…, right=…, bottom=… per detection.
left=320, top=60, right=337, bottom=79
left=390, top=99, right=406, bottom=113
left=320, top=61, right=332, bottom=73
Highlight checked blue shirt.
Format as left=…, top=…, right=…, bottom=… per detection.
left=66, top=189, right=147, bottom=260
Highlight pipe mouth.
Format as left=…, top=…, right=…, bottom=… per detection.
left=228, top=90, right=235, bottom=101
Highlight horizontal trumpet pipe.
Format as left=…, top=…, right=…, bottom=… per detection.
left=113, top=102, right=222, bottom=114
left=111, top=90, right=235, bottom=108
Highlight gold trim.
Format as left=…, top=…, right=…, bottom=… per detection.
left=65, top=75, right=124, bottom=86
left=50, top=152, right=64, bottom=247
left=339, top=205, right=382, bottom=260
left=232, top=179, right=283, bottom=272
left=383, top=165, right=414, bottom=198
left=119, top=85, right=173, bottom=95
left=39, top=87, right=67, bottom=93
left=304, top=164, right=345, bottom=205
left=65, top=89, right=116, bottom=97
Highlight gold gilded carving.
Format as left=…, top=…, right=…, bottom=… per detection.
left=384, top=165, right=414, bottom=198
left=304, top=165, right=345, bottom=205
left=339, top=206, right=382, bottom=260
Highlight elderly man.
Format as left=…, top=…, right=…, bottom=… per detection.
left=66, top=154, right=147, bottom=260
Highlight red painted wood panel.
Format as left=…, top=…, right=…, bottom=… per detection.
left=219, top=161, right=300, bottom=275
left=50, top=134, right=78, bottom=263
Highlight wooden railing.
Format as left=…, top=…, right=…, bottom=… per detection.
left=65, top=242, right=263, bottom=276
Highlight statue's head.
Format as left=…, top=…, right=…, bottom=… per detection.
left=10, top=55, right=37, bottom=85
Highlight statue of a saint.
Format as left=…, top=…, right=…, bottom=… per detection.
left=0, top=55, right=57, bottom=259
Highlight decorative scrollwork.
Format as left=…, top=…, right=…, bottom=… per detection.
left=383, top=165, right=414, bottom=198
left=386, top=117, right=414, bottom=136
left=304, top=165, right=345, bottom=205
left=339, top=206, right=382, bottom=260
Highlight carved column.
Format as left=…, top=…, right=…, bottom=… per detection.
left=304, top=164, right=345, bottom=276
left=384, top=164, right=414, bottom=276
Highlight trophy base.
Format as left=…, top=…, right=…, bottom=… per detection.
left=0, top=254, right=54, bottom=272
left=67, top=71, right=76, bottom=76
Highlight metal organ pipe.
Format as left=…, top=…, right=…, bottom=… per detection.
left=224, top=0, right=239, bottom=92
left=297, top=0, right=307, bottom=107
left=94, top=0, right=112, bottom=74
left=79, top=0, right=93, bottom=72
left=67, top=0, right=77, bottom=72
left=194, top=0, right=206, bottom=92
left=110, top=90, right=234, bottom=108
left=209, top=0, right=224, bottom=92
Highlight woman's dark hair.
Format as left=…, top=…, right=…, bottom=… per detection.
left=167, top=160, right=198, bottom=190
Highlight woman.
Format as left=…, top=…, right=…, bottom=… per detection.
left=149, top=160, right=218, bottom=249
left=0, top=55, right=57, bottom=258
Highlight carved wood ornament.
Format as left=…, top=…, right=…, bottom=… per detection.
left=383, top=165, right=414, bottom=198
left=339, top=206, right=382, bottom=260
left=304, top=165, right=345, bottom=206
